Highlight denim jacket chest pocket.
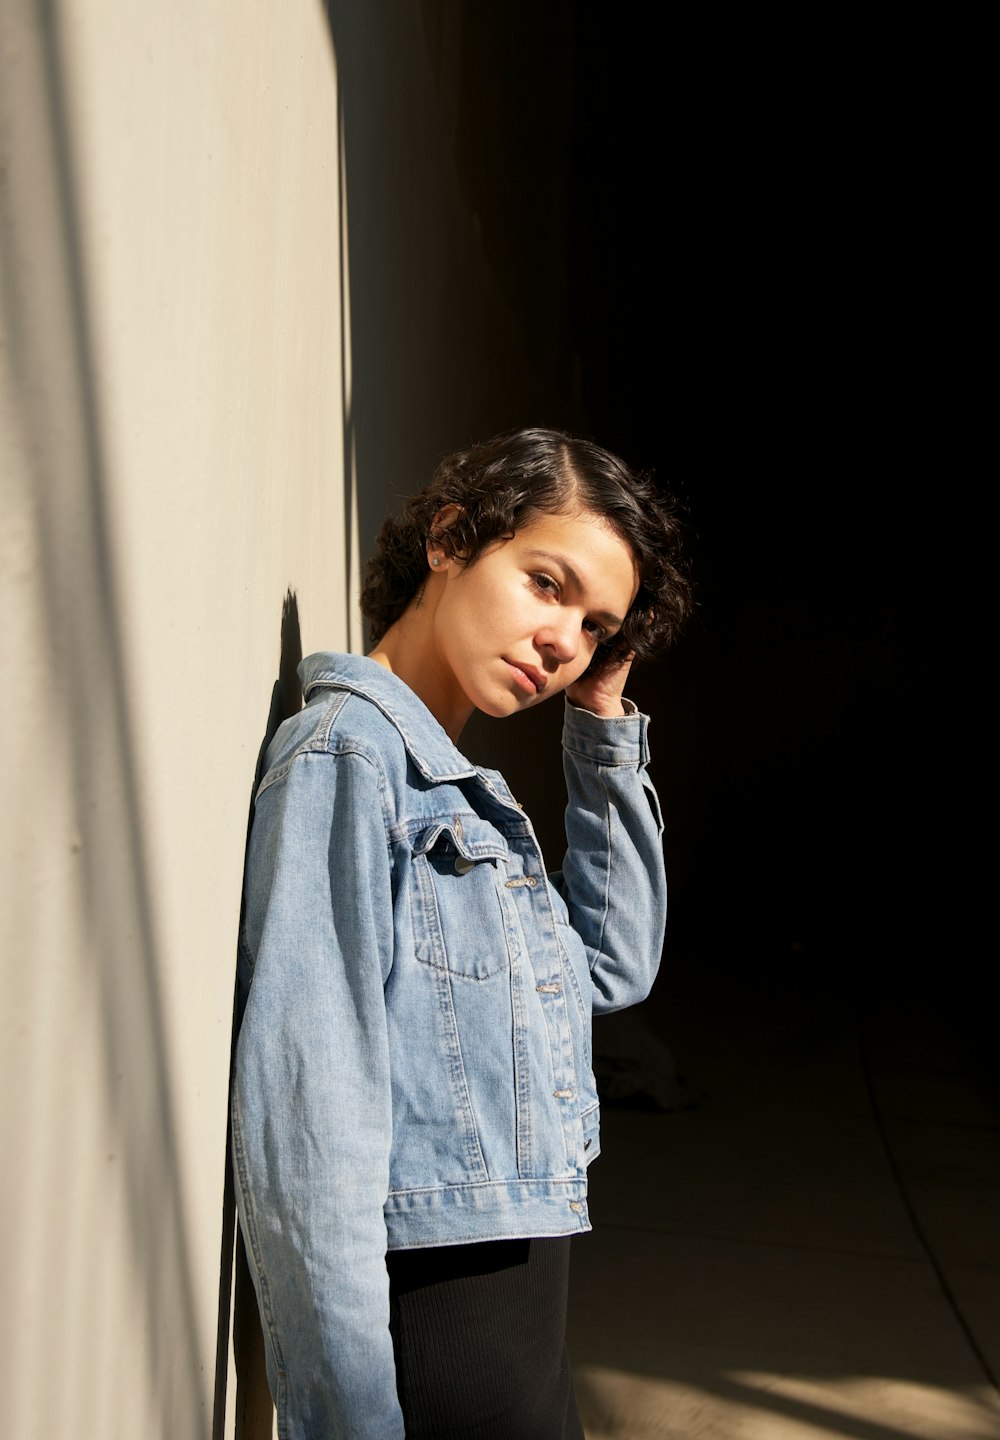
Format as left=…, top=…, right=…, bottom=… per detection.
left=409, top=814, right=513, bottom=979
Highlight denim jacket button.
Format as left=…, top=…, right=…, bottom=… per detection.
left=454, top=855, right=475, bottom=874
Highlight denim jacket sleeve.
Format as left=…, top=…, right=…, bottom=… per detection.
left=231, top=746, right=405, bottom=1440
left=553, top=699, right=666, bottom=1013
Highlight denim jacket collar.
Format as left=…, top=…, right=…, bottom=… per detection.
left=299, top=651, right=479, bottom=785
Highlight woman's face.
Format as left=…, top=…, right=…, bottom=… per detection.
left=423, top=507, right=639, bottom=729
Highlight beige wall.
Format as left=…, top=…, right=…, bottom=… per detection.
left=1, top=3, right=559, bottom=1436
left=1, top=3, right=349, bottom=1435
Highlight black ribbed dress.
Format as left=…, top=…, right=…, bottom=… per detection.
left=386, top=1236, right=585, bottom=1439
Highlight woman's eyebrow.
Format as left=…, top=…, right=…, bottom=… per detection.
left=525, top=550, right=625, bottom=629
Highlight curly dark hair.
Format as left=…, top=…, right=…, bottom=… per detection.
left=361, top=427, right=692, bottom=676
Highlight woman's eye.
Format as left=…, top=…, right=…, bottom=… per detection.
left=530, top=572, right=559, bottom=598
left=583, top=619, right=608, bottom=643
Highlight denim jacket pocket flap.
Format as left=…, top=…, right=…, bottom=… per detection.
left=411, top=815, right=508, bottom=871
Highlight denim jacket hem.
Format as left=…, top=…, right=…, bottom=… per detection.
left=384, top=1175, right=592, bottom=1249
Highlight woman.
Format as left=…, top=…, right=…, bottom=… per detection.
left=232, top=427, right=690, bottom=1439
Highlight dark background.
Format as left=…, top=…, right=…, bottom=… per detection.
left=463, top=8, right=967, bottom=982
left=331, top=0, right=983, bottom=1057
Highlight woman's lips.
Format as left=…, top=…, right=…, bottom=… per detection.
left=505, top=659, right=545, bottom=695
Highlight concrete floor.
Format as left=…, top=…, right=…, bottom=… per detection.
left=568, top=966, right=1000, bottom=1440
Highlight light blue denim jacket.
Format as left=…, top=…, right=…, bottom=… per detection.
left=232, top=652, right=666, bottom=1440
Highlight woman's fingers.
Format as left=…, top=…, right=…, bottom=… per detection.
left=566, top=654, right=634, bottom=717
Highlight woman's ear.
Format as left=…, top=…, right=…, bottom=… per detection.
left=426, top=504, right=465, bottom=569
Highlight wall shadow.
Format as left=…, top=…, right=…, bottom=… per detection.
left=1, top=3, right=207, bottom=1432
left=214, top=591, right=301, bottom=1440
left=322, top=0, right=582, bottom=642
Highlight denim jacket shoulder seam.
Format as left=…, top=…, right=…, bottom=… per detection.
left=256, top=687, right=396, bottom=801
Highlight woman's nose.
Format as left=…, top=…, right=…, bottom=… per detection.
left=536, top=613, right=580, bottom=666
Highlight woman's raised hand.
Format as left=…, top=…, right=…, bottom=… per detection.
left=565, top=654, right=634, bottom=718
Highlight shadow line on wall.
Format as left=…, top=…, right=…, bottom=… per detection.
left=0, top=4, right=208, bottom=1432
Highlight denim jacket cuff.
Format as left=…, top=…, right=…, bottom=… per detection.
left=562, top=696, right=651, bottom=766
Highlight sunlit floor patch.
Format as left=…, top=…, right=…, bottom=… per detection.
left=575, top=1364, right=1000, bottom=1440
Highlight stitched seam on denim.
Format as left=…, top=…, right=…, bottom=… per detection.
left=563, top=710, right=645, bottom=766
left=255, top=690, right=351, bottom=798
left=312, top=686, right=350, bottom=746
left=642, top=767, right=665, bottom=835
left=256, top=732, right=389, bottom=810
left=597, top=769, right=613, bottom=958
left=230, top=1093, right=288, bottom=1383
left=562, top=741, right=643, bottom=766
left=437, top=962, right=489, bottom=1178
left=313, top=679, right=477, bottom=781
left=315, top=744, right=393, bottom=839
left=506, top=933, right=533, bottom=1178
left=386, top=1177, right=586, bottom=1196
left=557, top=928, right=593, bottom=1084
left=514, top=856, right=579, bottom=1171
left=384, top=1222, right=592, bottom=1250
left=547, top=928, right=583, bottom=1170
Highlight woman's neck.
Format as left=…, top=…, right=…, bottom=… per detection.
left=368, top=607, right=472, bottom=742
